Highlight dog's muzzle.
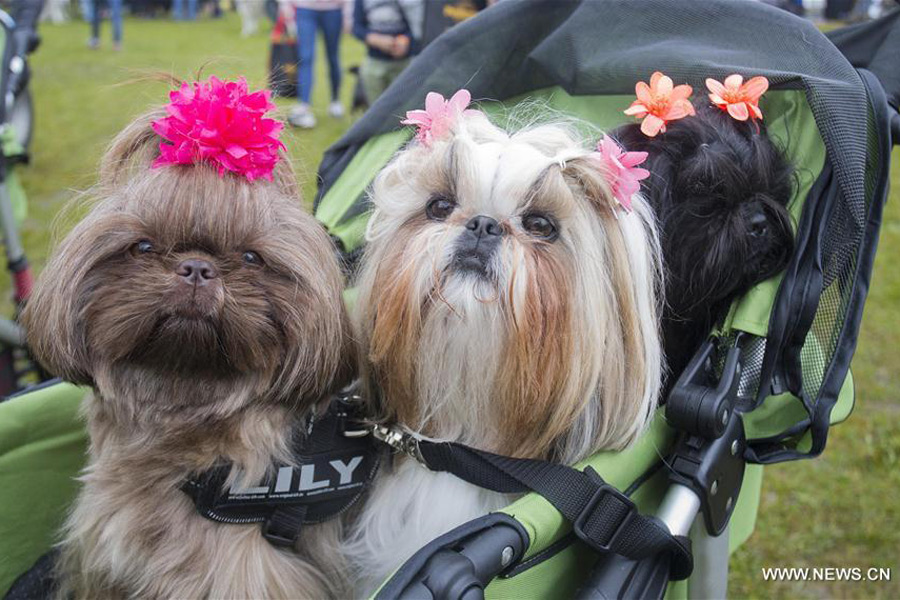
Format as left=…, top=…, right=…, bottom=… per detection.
left=453, top=215, right=502, bottom=275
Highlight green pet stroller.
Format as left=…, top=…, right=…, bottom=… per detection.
left=1, top=1, right=898, bottom=598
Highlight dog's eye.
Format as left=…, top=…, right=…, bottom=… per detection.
left=242, top=251, right=263, bottom=266
left=132, top=240, right=155, bottom=255
left=425, top=196, right=456, bottom=221
left=521, top=213, right=558, bottom=241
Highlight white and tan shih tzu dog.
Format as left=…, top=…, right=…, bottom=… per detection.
left=346, top=90, right=665, bottom=592
left=22, top=78, right=354, bottom=599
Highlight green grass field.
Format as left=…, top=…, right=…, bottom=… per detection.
left=8, top=13, right=900, bottom=599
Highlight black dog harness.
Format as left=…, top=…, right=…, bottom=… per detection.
left=182, top=397, right=692, bottom=579
left=181, top=395, right=381, bottom=547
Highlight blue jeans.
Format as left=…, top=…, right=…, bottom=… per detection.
left=91, top=0, right=122, bottom=42
left=173, top=0, right=197, bottom=20
left=295, top=7, right=342, bottom=104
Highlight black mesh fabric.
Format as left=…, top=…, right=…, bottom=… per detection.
left=316, top=0, right=896, bottom=463
left=317, top=0, right=869, bottom=220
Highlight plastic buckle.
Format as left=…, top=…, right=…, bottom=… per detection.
left=572, top=468, right=637, bottom=554
left=262, top=513, right=301, bottom=548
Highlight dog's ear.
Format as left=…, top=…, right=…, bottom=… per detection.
left=556, top=154, right=665, bottom=452
left=20, top=213, right=112, bottom=385
left=23, top=111, right=170, bottom=385
left=560, top=155, right=618, bottom=218
left=98, top=109, right=165, bottom=186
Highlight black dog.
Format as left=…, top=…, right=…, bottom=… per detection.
left=615, top=104, right=794, bottom=382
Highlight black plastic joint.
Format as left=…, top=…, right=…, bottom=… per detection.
left=572, top=468, right=637, bottom=554
left=262, top=515, right=300, bottom=548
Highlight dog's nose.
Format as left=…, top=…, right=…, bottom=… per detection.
left=748, top=211, right=769, bottom=238
left=176, top=259, right=218, bottom=285
left=465, top=215, right=503, bottom=239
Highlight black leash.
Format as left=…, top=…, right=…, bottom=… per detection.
left=375, top=429, right=693, bottom=580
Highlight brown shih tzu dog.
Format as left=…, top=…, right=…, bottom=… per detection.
left=345, top=108, right=665, bottom=592
left=22, top=110, right=353, bottom=599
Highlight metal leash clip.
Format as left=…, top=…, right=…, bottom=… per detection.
left=370, top=423, right=426, bottom=465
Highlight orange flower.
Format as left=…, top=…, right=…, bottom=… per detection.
left=624, top=71, right=695, bottom=137
left=706, top=74, right=769, bottom=121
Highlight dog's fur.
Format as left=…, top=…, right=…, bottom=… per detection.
left=22, top=110, right=353, bottom=599
left=345, top=112, right=664, bottom=592
left=615, top=104, right=794, bottom=379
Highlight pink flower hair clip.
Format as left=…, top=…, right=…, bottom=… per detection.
left=706, top=74, right=769, bottom=122
left=590, top=136, right=650, bottom=214
left=401, top=89, right=479, bottom=146
left=152, top=76, right=285, bottom=182
left=624, top=71, right=695, bottom=138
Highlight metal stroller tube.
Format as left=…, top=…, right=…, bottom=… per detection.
left=656, top=485, right=701, bottom=538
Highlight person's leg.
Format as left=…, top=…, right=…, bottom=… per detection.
left=289, top=7, right=318, bottom=127
left=90, top=0, right=101, bottom=44
left=319, top=8, right=342, bottom=102
left=172, top=0, right=182, bottom=20
left=188, top=0, right=197, bottom=19
left=110, top=0, right=123, bottom=44
left=295, top=7, right=317, bottom=104
left=361, top=55, right=390, bottom=104
left=383, top=58, right=409, bottom=93
left=81, top=0, right=94, bottom=23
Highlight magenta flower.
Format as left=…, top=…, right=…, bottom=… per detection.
left=590, top=136, right=650, bottom=213
left=401, top=89, right=478, bottom=146
left=151, top=76, right=285, bottom=182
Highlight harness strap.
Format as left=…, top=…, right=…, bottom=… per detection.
left=415, top=440, right=694, bottom=580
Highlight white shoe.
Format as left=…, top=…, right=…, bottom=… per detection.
left=327, top=101, right=344, bottom=119
left=288, top=103, right=316, bottom=129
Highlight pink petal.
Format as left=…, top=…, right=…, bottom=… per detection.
left=708, top=93, right=726, bottom=106
left=664, top=99, right=695, bottom=120
left=727, top=102, right=750, bottom=121
left=706, top=78, right=727, bottom=97
left=749, top=103, right=763, bottom=120
left=631, top=167, right=650, bottom=181
left=620, top=151, right=648, bottom=168
left=226, top=144, right=248, bottom=159
left=624, top=103, right=649, bottom=117
left=724, top=74, right=744, bottom=90
left=448, top=89, right=472, bottom=113
left=635, top=81, right=653, bottom=106
left=654, top=73, right=674, bottom=96
left=741, top=76, right=769, bottom=101
left=670, top=84, right=693, bottom=102
left=641, top=114, right=665, bottom=137
left=424, top=92, right=445, bottom=115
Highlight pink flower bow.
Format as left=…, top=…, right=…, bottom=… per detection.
left=401, top=89, right=479, bottom=146
left=152, top=76, right=285, bottom=182
left=590, top=136, right=650, bottom=213
left=624, top=71, right=696, bottom=137
left=706, top=74, right=769, bottom=121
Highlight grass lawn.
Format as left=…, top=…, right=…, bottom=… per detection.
left=7, top=13, right=900, bottom=599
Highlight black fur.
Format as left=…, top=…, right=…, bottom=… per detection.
left=615, top=104, right=795, bottom=382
